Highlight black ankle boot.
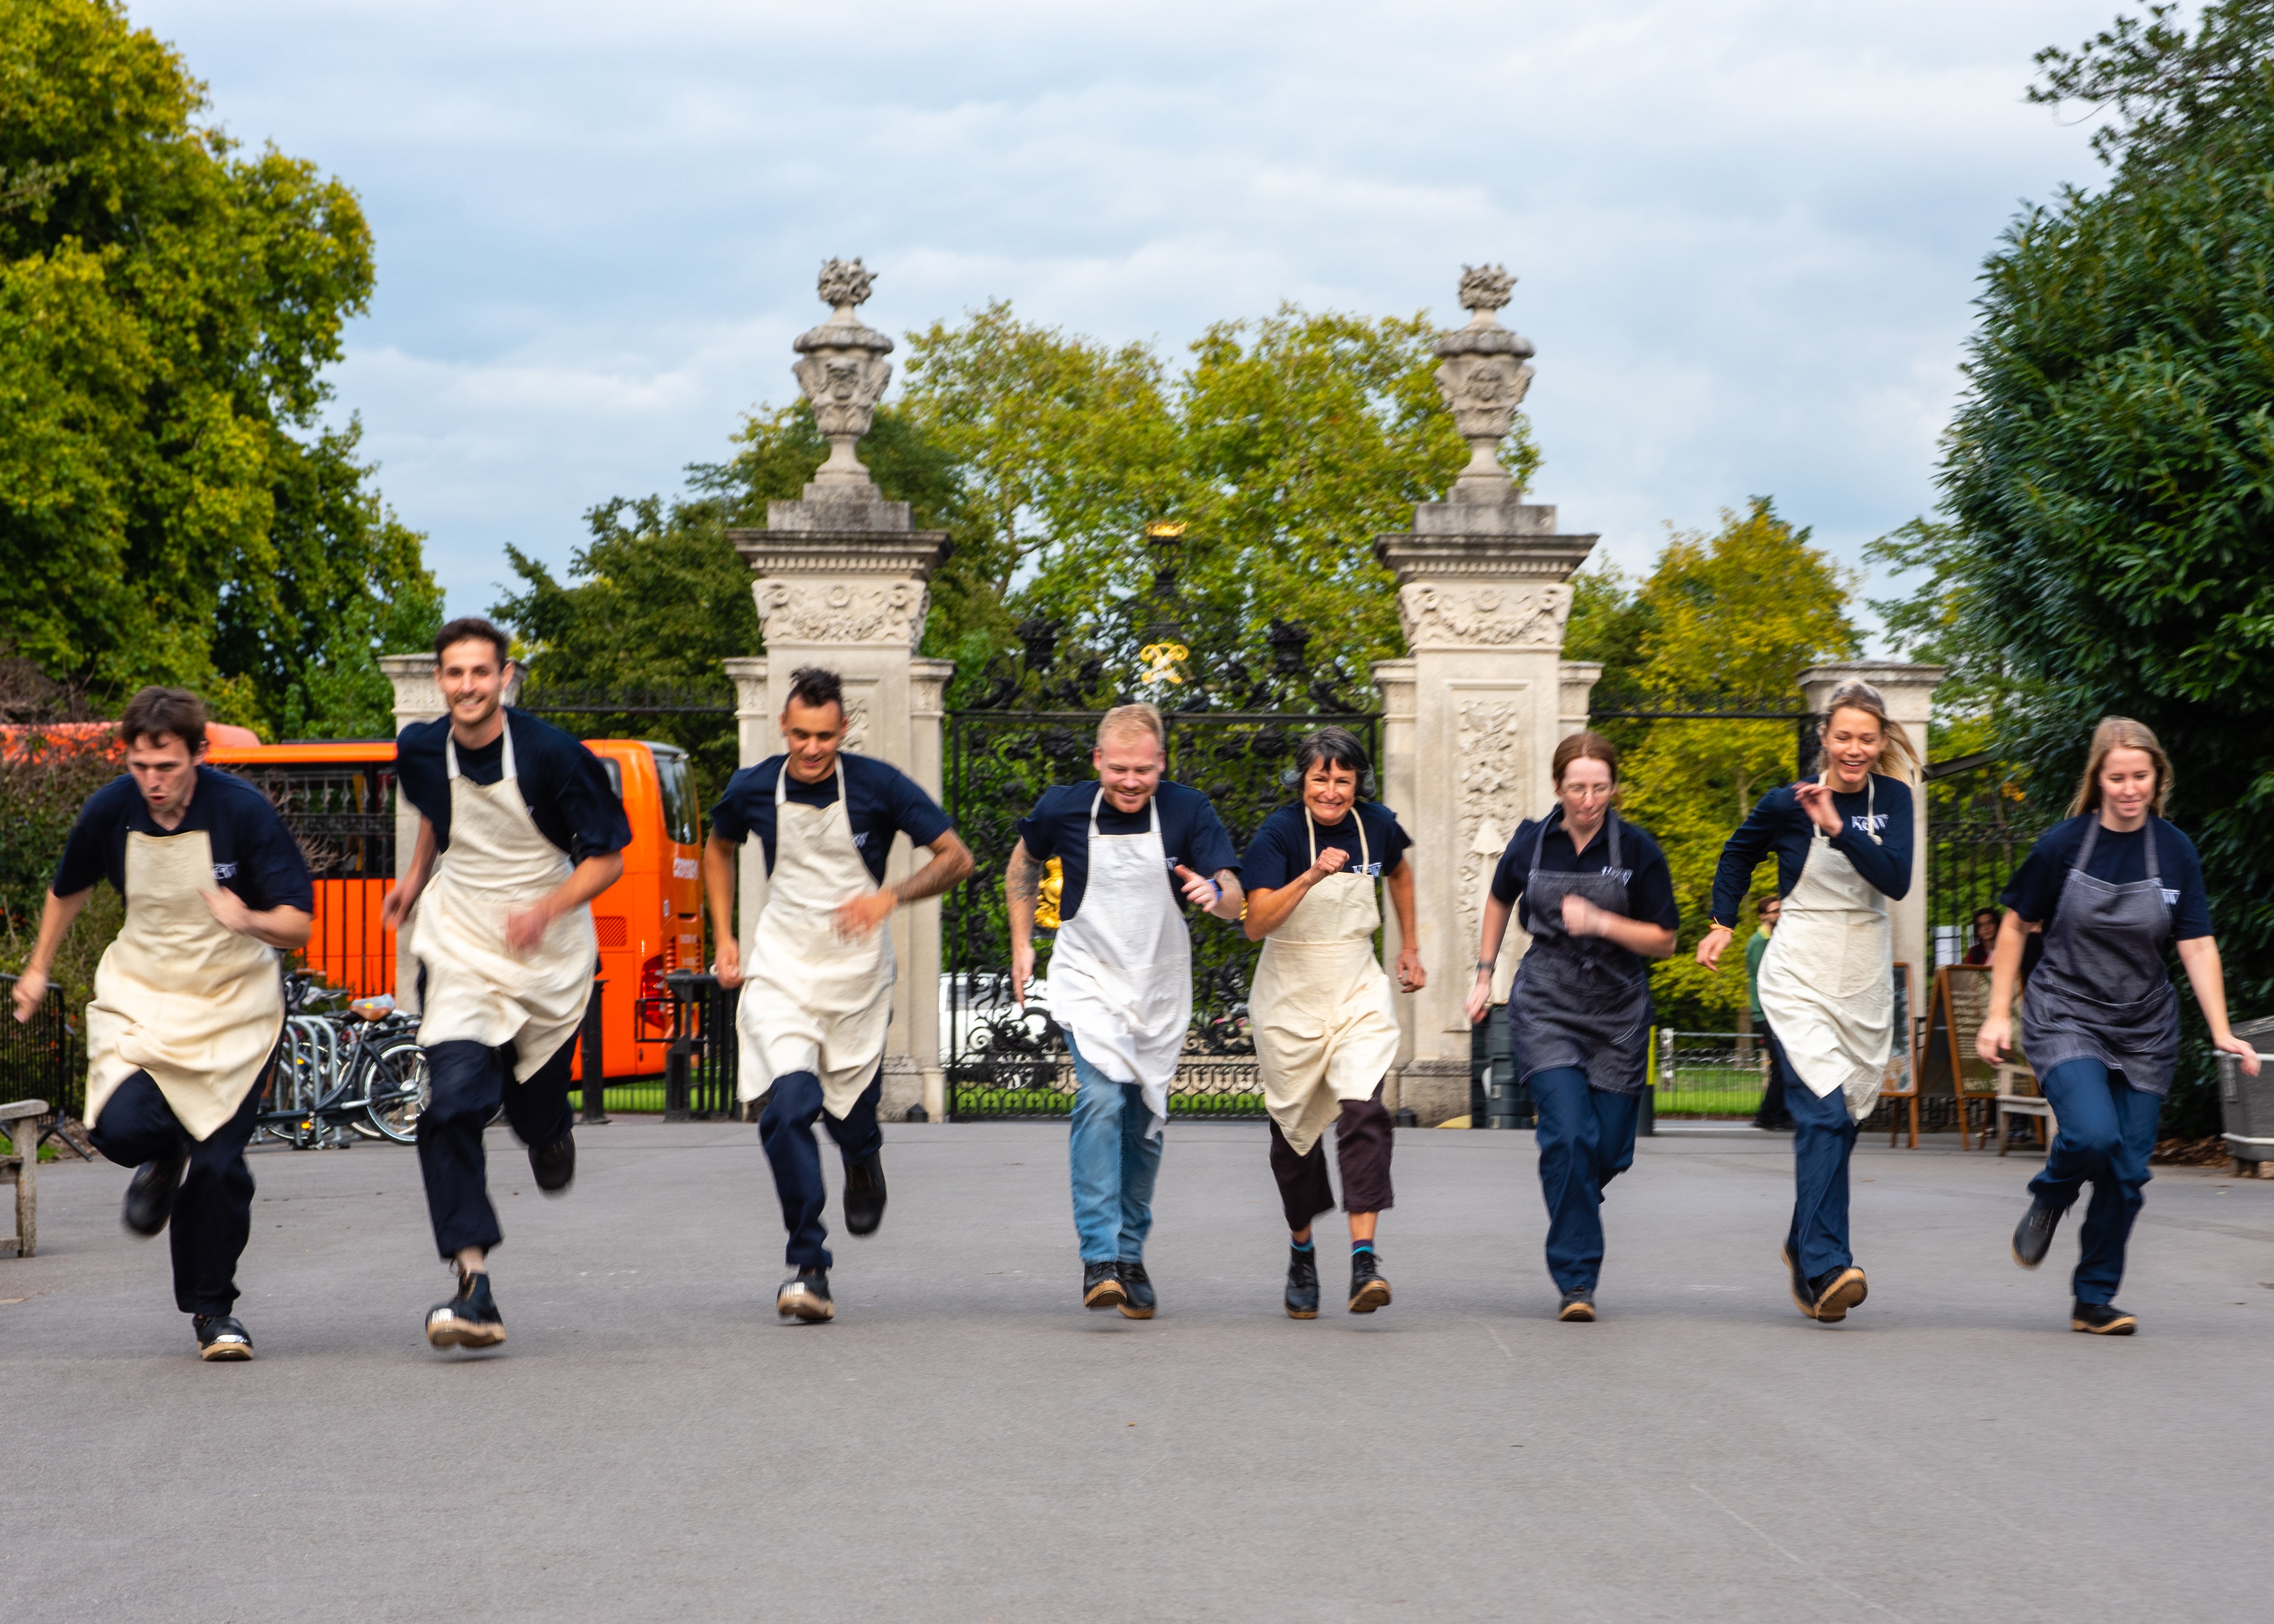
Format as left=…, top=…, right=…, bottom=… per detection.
left=1284, top=1247, right=1319, bottom=1319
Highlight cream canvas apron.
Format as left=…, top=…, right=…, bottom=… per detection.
left=1250, top=808, right=1401, bottom=1157
left=86, top=830, right=284, bottom=1140
left=1049, top=789, right=1190, bottom=1140
left=410, top=728, right=597, bottom=1081
left=1755, top=778, right=1895, bottom=1119
left=736, top=762, right=894, bottom=1117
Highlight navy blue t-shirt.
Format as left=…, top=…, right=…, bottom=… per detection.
left=2001, top=815, right=2213, bottom=941
left=1238, top=801, right=1411, bottom=891
left=52, top=766, right=315, bottom=913
left=1708, top=774, right=1915, bottom=927
left=1490, top=814, right=1680, bottom=976
left=709, top=753, right=953, bottom=885
left=395, top=710, right=630, bottom=863
left=1014, top=781, right=1239, bottom=925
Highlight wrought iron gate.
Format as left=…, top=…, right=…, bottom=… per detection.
left=941, top=619, right=1379, bottom=1120
left=1922, top=752, right=2049, bottom=972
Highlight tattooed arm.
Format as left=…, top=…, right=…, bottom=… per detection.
left=1006, top=838, right=1041, bottom=1006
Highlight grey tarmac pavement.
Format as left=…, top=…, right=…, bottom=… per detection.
left=5, top=1119, right=2272, bottom=1624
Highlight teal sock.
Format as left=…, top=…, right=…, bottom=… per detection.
left=1352, top=1240, right=1374, bottom=1254
left=1290, top=1238, right=1314, bottom=1252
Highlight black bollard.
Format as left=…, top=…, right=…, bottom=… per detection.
left=580, top=974, right=609, bottom=1125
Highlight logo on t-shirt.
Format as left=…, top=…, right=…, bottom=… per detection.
left=851, top=832, right=869, bottom=849
left=1352, top=861, right=1384, bottom=877
left=1849, top=814, right=1887, bottom=834
left=212, top=862, right=238, bottom=879
left=2162, top=887, right=2180, bottom=906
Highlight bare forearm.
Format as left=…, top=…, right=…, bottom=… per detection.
left=243, top=906, right=312, bottom=951
left=1207, top=869, right=1244, bottom=922
left=1987, top=914, right=2030, bottom=1020
left=1595, top=915, right=1676, bottom=958
left=1387, top=863, right=1418, bottom=947
left=897, top=831, right=974, bottom=907
left=1474, top=895, right=1513, bottom=969
left=703, top=837, right=739, bottom=949
left=23, top=889, right=91, bottom=975
left=542, top=852, right=624, bottom=921
left=2177, top=937, right=2235, bottom=1039
left=1242, top=876, right=1314, bottom=941
left=1005, top=840, right=1040, bottom=949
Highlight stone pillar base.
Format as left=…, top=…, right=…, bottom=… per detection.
left=1397, top=1059, right=1473, bottom=1128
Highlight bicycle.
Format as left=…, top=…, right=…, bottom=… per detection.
left=262, top=975, right=431, bottom=1148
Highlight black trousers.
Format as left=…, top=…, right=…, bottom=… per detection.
left=1267, top=1083, right=1394, bottom=1230
left=759, top=1068, right=883, bottom=1270
left=416, top=1034, right=577, bottom=1259
left=89, top=1062, right=268, bottom=1316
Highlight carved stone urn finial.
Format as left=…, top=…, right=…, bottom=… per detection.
left=793, top=257, right=895, bottom=493
left=1434, top=262, right=1536, bottom=503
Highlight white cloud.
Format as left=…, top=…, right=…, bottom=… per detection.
left=135, top=0, right=2128, bottom=623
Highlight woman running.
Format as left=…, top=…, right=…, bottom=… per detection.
left=1699, top=680, right=1917, bottom=1325
left=1977, top=717, right=2259, bottom=1334
left=1241, top=727, right=1423, bottom=1319
left=1466, top=731, right=1677, bottom=1322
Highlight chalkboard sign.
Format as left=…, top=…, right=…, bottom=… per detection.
left=1920, top=965, right=2001, bottom=1099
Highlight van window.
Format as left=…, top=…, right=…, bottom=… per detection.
left=599, top=757, right=623, bottom=801
left=649, top=746, right=698, bottom=846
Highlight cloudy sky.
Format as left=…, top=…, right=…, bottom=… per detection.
left=137, top=0, right=2135, bottom=633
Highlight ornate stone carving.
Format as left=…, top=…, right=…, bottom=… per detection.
left=1434, top=263, right=1536, bottom=502
left=752, top=578, right=929, bottom=648
left=792, top=258, right=894, bottom=491
left=1397, top=582, right=1570, bottom=650
left=1453, top=695, right=1531, bottom=1015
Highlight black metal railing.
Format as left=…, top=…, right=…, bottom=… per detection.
left=0, top=974, right=83, bottom=1124
left=218, top=763, right=396, bottom=880
left=604, top=974, right=739, bottom=1118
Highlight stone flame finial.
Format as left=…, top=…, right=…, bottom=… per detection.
left=793, top=257, right=894, bottom=493
left=1434, top=263, right=1535, bottom=503
left=1458, top=263, right=1516, bottom=314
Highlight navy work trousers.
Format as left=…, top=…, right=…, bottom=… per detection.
left=1530, top=1066, right=1641, bottom=1293
left=415, top=1034, right=577, bottom=1259
left=89, top=1061, right=268, bottom=1316
left=1780, top=1030, right=1859, bottom=1280
left=759, top=1068, right=883, bottom=1270
left=2031, top=1056, right=2160, bottom=1306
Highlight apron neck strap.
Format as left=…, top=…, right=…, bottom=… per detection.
left=2076, top=814, right=2159, bottom=882
left=1089, top=785, right=1156, bottom=839
left=1302, top=803, right=1368, bottom=868
left=778, top=756, right=846, bottom=808
left=445, top=718, right=516, bottom=783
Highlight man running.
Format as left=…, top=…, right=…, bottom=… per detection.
left=382, top=618, right=629, bottom=1350
left=14, top=688, right=312, bottom=1360
left=1006, top=702, right=1243, bottom=1318
left=704, top=666, right=971, bottom=1323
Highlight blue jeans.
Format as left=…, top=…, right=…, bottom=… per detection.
left=2030, top=1057, right=2159, bottom=1306
left=760, top=1069, right=884, bottom=1270
left=1066, top=1035, right=1164, bottom=1265
left=1530, top=1066, right=1640, bottom=1292
left=1782, top=1034, right=1859, bottom=1280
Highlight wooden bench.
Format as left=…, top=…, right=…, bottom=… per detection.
left=1, top=1098, right=51, bottom=1258
left=1994, top=1064, right=2053, bottom=1156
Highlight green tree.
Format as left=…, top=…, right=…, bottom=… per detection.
left=0, top=0, right=432, bottom=735
left=1601, top=503, right=1861, bottom=1026
left=1875, top=0, right=2274, bottom=1128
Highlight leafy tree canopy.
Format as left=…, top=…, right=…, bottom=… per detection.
left=1572, top=502, right=1860, bottom=1025
left=0, top=0, right=435, bottom=736
left=1874, top=0, right=2274, bottom=1122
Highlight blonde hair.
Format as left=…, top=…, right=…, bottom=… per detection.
left=1096, top=702, right=1165, bottom=753
left=1819, top=679, right=1920, bottom=784
left=2068, top=716, right=2172, bottom=818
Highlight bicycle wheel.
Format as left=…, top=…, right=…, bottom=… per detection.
left=365, top=1042, right=432, bottom=1143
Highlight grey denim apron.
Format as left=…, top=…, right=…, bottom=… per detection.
left=1506, top=810, right=1651, bottom=1094
left=2019, top=818, right=2181, bottom=1097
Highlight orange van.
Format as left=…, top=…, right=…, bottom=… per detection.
left=204, top=736, right=703, bottom=1080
